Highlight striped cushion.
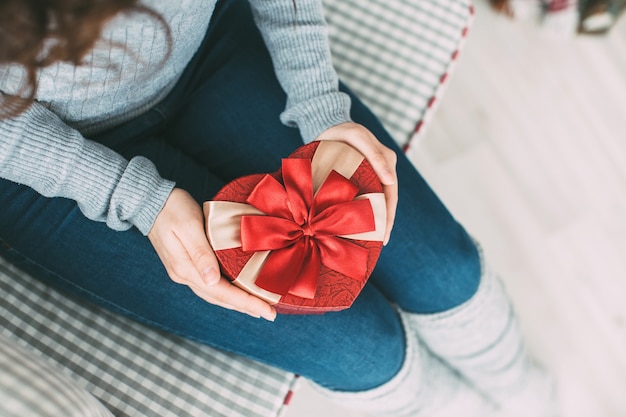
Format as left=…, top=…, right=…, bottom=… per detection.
left=324, top=0, right=472, bottom=145
left=0, top=333, right=113, bottom=417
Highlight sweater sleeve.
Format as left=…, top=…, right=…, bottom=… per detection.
left=0, top=102, right=175, bottom=235
left=249, top=0, right=352, bottom=143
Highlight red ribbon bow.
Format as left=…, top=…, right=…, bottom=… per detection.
left=240, top=158, right=376, bottom=299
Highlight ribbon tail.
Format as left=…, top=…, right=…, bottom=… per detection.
left=287, top=239, right=320, bottom=299
left=254, top=239, right=320, bottom=300
left=254, top=243, right=306, bottom=297
left=316, top=236, right=370, bottom=282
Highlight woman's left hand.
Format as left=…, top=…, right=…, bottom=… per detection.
left=316, top=122, right=397, bottom=245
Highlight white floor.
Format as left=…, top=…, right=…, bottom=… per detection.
left=286, top=1, right=626, bottom=416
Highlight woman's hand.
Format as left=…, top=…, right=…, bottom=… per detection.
left=148, top=188, right=277, bottom=321
left=316, top=122, right=398, bottom=245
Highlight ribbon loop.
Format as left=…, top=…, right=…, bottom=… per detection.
left=311, top=199, right=375, bottom=237
left=246, top=175, right=292, bottom=220
left=240, top=216, right=302, bottom=251
left=313, top=170, right=360, bottom=215
left=282, top=158, right=313, bottom=225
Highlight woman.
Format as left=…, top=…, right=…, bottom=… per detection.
left=0, top=1, right=555, bottom=415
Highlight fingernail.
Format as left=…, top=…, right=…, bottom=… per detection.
left=261, top=310, right=276, bottom=322
left=247, top=312, right=261, bottom=319
left=201, top=267, right=219, bottom=285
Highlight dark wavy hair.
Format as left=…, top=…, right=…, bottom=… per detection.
left=0, top=0, right=169, bottom=118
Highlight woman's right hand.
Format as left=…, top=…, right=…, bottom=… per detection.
left=148, top=188, right=277, bottom=321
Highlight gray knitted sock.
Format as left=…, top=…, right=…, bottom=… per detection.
left=313, top=311, right=497, bottom=417
left=404, top=249, right=557, bottom=417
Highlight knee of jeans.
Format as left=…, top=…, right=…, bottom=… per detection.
left=427, top=230, right=482, bottom=311
left=387, top=228, right=482, bottom=314
left=313, top=308, right=406, bottom=392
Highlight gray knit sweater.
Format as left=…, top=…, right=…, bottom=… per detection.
left=0, top=0, right=351, bottom=235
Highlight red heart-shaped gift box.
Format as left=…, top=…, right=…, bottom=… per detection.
left=203, top=141, right=385, bottom=314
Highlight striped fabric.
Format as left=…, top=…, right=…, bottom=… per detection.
left=0, top=2, right=472, bottom=416
left=0, top=257, right=297, bottom=417
left=324, top=0, right=473, bottom=146
left=0, top=333, right=113, bottom=417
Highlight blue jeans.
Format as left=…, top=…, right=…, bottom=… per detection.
left=0, top=0, right=480, bottom=392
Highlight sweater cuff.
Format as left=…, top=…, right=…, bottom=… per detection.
left=108, top=156, right=176, bottom=235
left=280, top=91, right=352, bottom=143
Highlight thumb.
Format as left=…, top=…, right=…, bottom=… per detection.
left=185, top=230, right=221, bottom=286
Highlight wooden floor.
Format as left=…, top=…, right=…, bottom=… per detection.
left=288, top=1, right=626, bottom=416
